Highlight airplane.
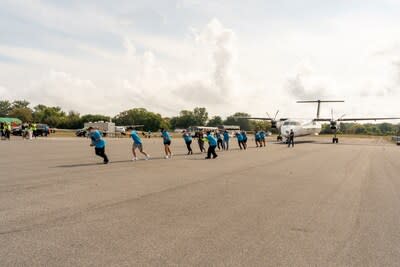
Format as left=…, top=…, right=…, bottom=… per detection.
left=244, top=100, right=400, bottom=144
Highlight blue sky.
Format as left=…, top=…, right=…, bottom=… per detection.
left=1, top=0, right=400, bottom=118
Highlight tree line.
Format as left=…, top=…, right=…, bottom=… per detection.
left=1, top=99, right=399, bottom=135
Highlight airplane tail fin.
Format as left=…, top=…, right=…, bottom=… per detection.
left=296, top=100, right=344, bottom=119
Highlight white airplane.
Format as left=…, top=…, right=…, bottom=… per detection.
left=245, top=100, right=400, bottom=143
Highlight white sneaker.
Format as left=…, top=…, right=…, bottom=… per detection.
left=164, top=155, right=169, bottom=159
left=145, top=155, right=150, bottom=160
left=132, top=157, right=138, bottom=161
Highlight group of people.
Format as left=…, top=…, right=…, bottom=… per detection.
left=0, top=122, right=12, bottom=140
left=20, top=123, right=38, bottom=140
left=87, top=127, right=273, bottom=164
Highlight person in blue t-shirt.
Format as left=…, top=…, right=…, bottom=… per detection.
left=161, top=128, right=172, bottom=158
left=241, top=131, right=248, bottom=150
left=182, top=130, right=193, bottom=155
left=255, top=131, right=261, bottom=147
left=130, top=130, right=150, bottom=161
left=216, top=131, right=225, bottom=150
left=88, top=127, right=109, bottom=164
left=205, top=131, right=218, bottom=159
left=235, top=132, right=244, bottom=150
left=223, top=130, right=230, bottom=150
left=259, top=130, right=266, bottom=147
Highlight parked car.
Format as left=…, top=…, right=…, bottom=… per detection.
left=115, top=126, right=126, bottom=135
left=11, top=124, right=50, bottom=136
left=36, top=124, right=50, bottom=136
left=11, top=126, right=23, bottom=136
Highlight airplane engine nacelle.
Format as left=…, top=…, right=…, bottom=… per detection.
left=330, top=121, right=337, bottom=130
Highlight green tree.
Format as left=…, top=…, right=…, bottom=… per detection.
left=223, top=112, right=252, bottom=131
left=113, top=108, right=166, bottom=131
left=61, top=111, right=81, bottom=129
left=250, top=120, right=271, bottom=131
left=170, top=110, right=197, bottom=129
left=81, top=114, right=110, bottom=124
left=12, top=100, right=30, bottom=109
left=207, top=116, right=223, bottom=127
left=193, top=107, right=208, bottom=126
left=9, top=107, right=33, bottom=122
left=32, top=105, right=66, bottom=127
left=0, top=100, right=12, bottom=116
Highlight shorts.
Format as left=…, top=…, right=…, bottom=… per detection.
left=133, top=143, right=143, bottom=150
left=164, top=140, right=171, bottom=146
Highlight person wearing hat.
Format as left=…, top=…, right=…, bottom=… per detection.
left=205, top=131, right=218, bottom=159
left=88, top=127, right=109, bottom=164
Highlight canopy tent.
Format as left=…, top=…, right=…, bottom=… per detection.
left=0, top=117, right=22, bottom=125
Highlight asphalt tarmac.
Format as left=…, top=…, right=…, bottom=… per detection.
left=1, top=136, right=400, bottom=266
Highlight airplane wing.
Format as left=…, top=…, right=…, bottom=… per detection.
left=239, top=117, right=273, bottom=121
left=337, top=117, right=400, bottom=122
left=313, top=118, right=333, bottom=122
left=314, top=117, right=400, bottom=122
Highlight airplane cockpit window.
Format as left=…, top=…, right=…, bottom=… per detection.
left=283, top=121, right=299, bottom=126
left=283, top=121, right=301, bottom=126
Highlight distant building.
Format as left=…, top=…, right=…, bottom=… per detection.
left=188, top=126, right=218, bottom=133
left=84, top=121, right=115, bottom=134
left=218, top=125, right=240, bottom=131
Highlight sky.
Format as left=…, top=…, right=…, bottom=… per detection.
left=1, top=0, right=400, bottom=119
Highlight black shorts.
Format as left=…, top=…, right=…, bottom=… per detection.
left=164, top=140, right=171, bottom=146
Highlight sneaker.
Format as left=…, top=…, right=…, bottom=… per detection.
left=145, top=155, right=150, bottom=160
left=164, top=155, right=169, bottom=159
left=213, top=155, right=218, bottom=159
left=104, top=159, right=109, bottom=164
left=132, top=157, right=138, bottom=161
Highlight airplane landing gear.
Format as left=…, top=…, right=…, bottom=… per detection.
left=332, top=129, right=339, bottom=144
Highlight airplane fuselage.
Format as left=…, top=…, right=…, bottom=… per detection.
left=279, top=119, right=322, bottom=138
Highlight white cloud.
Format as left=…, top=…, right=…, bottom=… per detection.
left=1, top=0, right=400, bottom=120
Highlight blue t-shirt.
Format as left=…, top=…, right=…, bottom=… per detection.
left=255, top=132, right=261, bottom=140
left=207, top=134, right=217, bottom=146
left=130, top=131, right=142, bottom=144
left=182, top=133, right=192, bottom=143
left=223, top=132, right=230, bottom=141
left=236, top=133, right=243, bottom=141
left=241, top=132, right=248, bottom=141
left=260, top=131, right=266, bottom=138
left=90, top=130, right=106, bottom=148
left=162, top=131, right=171, bottom=142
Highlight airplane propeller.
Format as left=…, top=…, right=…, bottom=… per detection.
left=329, top=109, right=345, bottom=130
left=266, top=110, right=279, bottom=128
